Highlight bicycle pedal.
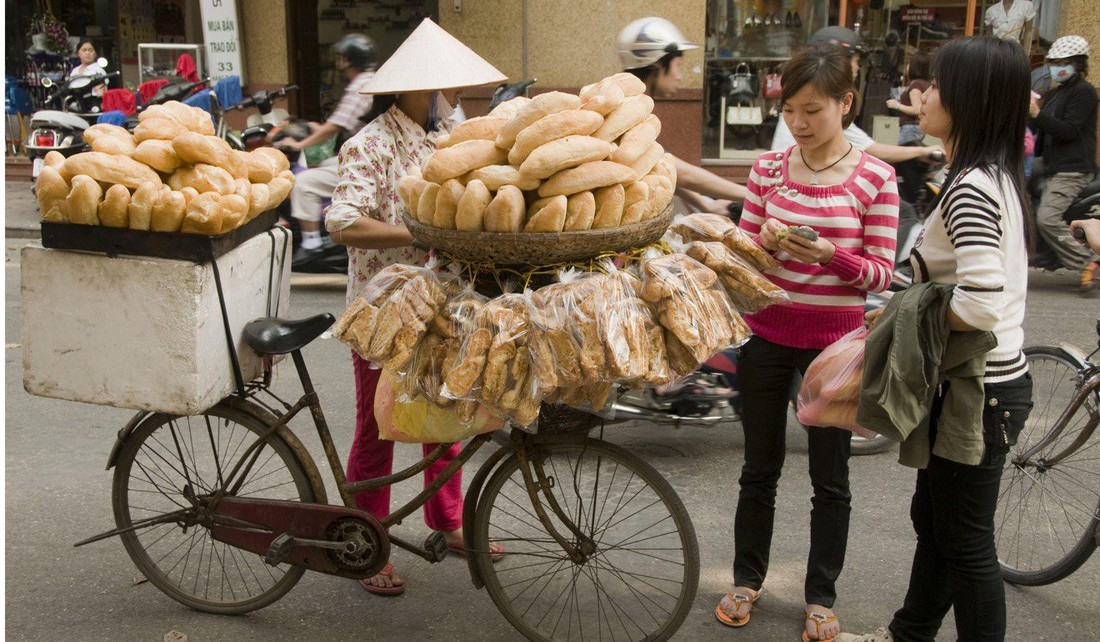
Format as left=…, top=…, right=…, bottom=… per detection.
left=264, top=533, right=294, bottom=566
left=423, top=530, right=449, bottom=563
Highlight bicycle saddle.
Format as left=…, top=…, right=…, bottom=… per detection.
left=243, top=313, right=335, bottom=355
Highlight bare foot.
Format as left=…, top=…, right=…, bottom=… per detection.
left=716, top=586, right=759, bottom=625
left=805, top=604, right=840, bottom=640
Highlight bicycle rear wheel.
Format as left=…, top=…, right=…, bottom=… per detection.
left=112, top=403, right=316, bottom=613
left=472, top=438, right=699, bottom=641
left=996, top=347, right=1100, bottom=586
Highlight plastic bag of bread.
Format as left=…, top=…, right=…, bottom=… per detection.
left=670, top=213, right=781, bottom=272
left=795, top=327, right=878, bottom=439
left=472, top=294, right=542, bottom=428
left=526, top=273, right=594, bottom=392
left=439, top=300, right=495, bottom=402
left=558, top=381, right=617, bottom=417
left=684, top=240, right=788, bottom=313
left=590, top=263, right=651, bottom=384
left=375, top=370, right=505, bottom=444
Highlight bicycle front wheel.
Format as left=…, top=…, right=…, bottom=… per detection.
left=472, top=439, right=699, bottom=641
left=112, top=403, right=316, bottom=613
left=996, top=347, right=1100, bottom=586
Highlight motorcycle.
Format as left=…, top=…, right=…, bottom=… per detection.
left=26, top=60, right=119, bottom=178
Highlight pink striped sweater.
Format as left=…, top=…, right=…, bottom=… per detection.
left=739, top=147, right=900, bottom=349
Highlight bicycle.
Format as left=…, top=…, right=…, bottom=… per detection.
left=994, top=318, right=1100, bottom=586
left=77, top=312, right=700, bottom=641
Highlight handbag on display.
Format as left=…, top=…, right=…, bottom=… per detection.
left=727, top=62, right=757, bottom=106
left=764, top=73, right=782, bottom=99
left=726, top=103, right=764, bottom=126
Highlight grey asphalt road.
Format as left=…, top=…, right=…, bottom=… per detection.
left=5, top=228, right=1098, bottom=640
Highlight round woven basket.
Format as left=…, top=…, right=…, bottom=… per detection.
left=403, top=204, right=674, bottom=265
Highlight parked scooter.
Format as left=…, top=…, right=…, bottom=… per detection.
left=26, top=59, right=118, bottom=178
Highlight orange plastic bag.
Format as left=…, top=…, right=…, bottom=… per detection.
left=375, top=370, right=504, bottom=443
left=795, top=327, right=878, bottom=439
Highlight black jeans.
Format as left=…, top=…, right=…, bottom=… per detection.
left=733, top=336, right=853, bottom=607
left=889, top=374, right=1033, bottom=642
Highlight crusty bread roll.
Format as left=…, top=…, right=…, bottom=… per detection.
left=178, top=186, right=200, bottom=209
left=519, top=135, right=613, bottom=180
left=168, top=164, right=236, bottom=195
left=397, top=175, right=430, bottom=219
left=248, top=183, right=270, bottom=219
left=233, top=177, right=252, bottom=203
left=524, top=194, right=567, bottom=233
left=140, top=101, right=213, bottom=135
left=593, top=94, right=655, bottom=142
left=151, top=187, right=187, bottom=232
left=509, top=110, right=604, bottom=165
left=464, top=165, right=540, bottom=191
left=66, top=175, right=103, bottom=225
left=592, top=184, right=625, bottom=229
left=644, top=114, right=662, bottom=137
left=563, top=191, right=596, bottom=231
left=620, top=181, right=650, bottom=225
left=173, top=132, right=232, bottom=169
left=220, top=194, right=249, bottom=233
left=438, top=116, right=508, bottom=149
left=98, top=184, right=131, bottom=228
left=433, top=179, right=465, bottom=229
left=580, top=73, right=647, bottom=101
left=252, top=147, right=291, bottom=174
left=128, top=182, right=160, bottom=230
left=416, top=182, right=441, bottom=225
left=538, top=161, right=635, bottom=198
left=655, top=154, right=676, bottom=186
left=611, top=120, right=660, bottom=165
left=265, top=177, right=293, bottom=211
left=488, top=96, right=531, bottom=120
left=496, top=92, right=583, bottom=149
left=243, top=150, right=278, bottom=184
left=484, top=185, right=525, bottom=232
left=134, top=117, right=189, bottom=143
left=422, top=139, right=507, bottom=184
left=60, top=151, right=162, bottom=191
left=83, top=123, right=131, bottom=144
left=89, top=133, right=136, bottom=156
left=456, top=179, right=491, bottom=231
left=181, top=192, right=224, bottom=234
left=627, top=141, right=665, bottom=182
left=642, top=174, right=674, bottom=220
left=43, top=150, right=66, bottom=174
left=131, top=139, right=183, bottom=173
left=224, top=150, right=250, bottom=180
left=580, top=82, right=625, bottom=116
left=35, top=166, right=70, bottom=223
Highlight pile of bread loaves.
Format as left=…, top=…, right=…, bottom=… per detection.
left=398, top=73, right=676, bottom=234
left=35, top=101, right=295, bottom=235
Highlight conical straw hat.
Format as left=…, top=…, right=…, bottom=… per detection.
left=359, top=18, right=508, bottom=94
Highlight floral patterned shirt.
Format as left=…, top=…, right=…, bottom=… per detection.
left=325, top=104, right=456, bottom=304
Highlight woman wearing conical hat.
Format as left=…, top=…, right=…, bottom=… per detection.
left=325, top=18, right=508, bottom=597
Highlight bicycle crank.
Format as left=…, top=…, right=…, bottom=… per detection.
left=210, top=497, right=390, bottom=580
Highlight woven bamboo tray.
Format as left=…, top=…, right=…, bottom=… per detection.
left=403, top=204, right=674, bottom=265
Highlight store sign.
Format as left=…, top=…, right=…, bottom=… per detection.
left=199, top=0, right=244, bottom=83
left=899, top=7, right=936, bottom=23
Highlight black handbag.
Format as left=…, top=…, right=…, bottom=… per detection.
left=727, top=63, right=758, bottom=107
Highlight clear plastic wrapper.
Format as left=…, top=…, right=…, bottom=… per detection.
left=475, top=294, right=542, bottom=427
left=670, top=212, right=781, bottom=272
left=527, top=270, right=601, bottom=391
left=438, top=287, right=493, bottom=402
left=594, top=264, right=652, bottom=384
left=684, top=240, right=788, bottom=313
left=795, top=327, right=878, bottom=439
left=558, top=382, right=617, bottom=417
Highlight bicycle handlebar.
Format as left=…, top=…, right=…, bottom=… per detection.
left=230, top=84, right=298, bottom=112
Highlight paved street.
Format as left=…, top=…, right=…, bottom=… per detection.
left=5, top=181, right=1098, bottom=640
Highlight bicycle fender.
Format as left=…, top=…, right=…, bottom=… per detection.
left=1056, top=343, right=1091, bottom=369
left=462, top=443, right=513, bottom=590
left=105, top=410, right=156, bottom=470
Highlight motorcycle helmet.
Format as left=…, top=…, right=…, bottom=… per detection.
left=617, top=17, right=699, bottom=70
left=808, top=26, right=867, bottom=56
left=332, top=34, right=377, bottom=71
left=1047, top=35, right=1089, bottom=60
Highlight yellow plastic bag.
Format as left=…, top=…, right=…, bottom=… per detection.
left=376, top=370, right=505, bottom=444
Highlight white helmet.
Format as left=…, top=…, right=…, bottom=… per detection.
left=1047, top=35, right=1090, bottom=60
left=617, top=17, right=699, bottom=70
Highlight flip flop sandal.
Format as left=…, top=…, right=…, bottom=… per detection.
left=448, top=541, right=506, bottom=563
left=715, top=588, right=761, bottom=628
left=802, top=610, right=839, bottom=642
left=358, top=563, right=405, bottom=596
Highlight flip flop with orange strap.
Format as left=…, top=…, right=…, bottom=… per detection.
left=803, top=610, right=840, bottom=642
left=715, top=588, right=762, bottom=627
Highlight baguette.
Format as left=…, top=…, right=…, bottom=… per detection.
left=150, top=187, right=187, bottom=232
left=128, top=183, right=163, bottom=230
left=433, top=179, right=465, bottom=230
left=593, top=94, right=654, bottom=142
left=243, top=150, right=279, bottom=183
left=397, top=175, right=429, bottom=218
left=456, top=179, right=491, bottom=231
left=580, top=73, right=647, bottom=101
left=173, top=132, right=232, bottom=168
left=168, top=163, right=237, bottom=195
left=43, top=150, right=66, bottom=174
left=66, top=175, right=102, bottom=225
left=219, top=194, right=249, bottom=233
left=131, top=139, right=183, bottom=173
left=181, top=191, right=224, bottom=234
left=592, top=184, right=625, bottom=229
left=437, top=116, right=508, bottom=149
left=247, top=183, right=270, bottom=219
left=90, top=134, right=136, bottom=156
left=265, top=175, right=294, bottom=210
left=35, top=166, right=70, bottom=223
left=519, top=135, right=613, bottom=180
left=178, top=186, right=199, bottom=209
left=496, top=91, right=583, bottom=149
left=139, top=101, right=213, bottom=135
left=508, top=110, right=604, bottom=165
left=484, top=185, right=525, bottom=232
left=252, top=147, right=291, bottom=174
left=82, top=123, right=131, bottom=145
left=416, top=182, right=441, bottom=226
left=224, top=150, right=250, bottom=180
left=610, top=121, right=659, bottom=165
left=524, top=194, right=567, bottom=233
left=642, top=174, right=674, bottom=220
left=538, top=160, right=635, bottom=198
left=422, top=139, right=507, bottom=184
left=133, top=117, right=189, bottom=143
left=488, top=96, right=531, bottom=120
left=60, top=151, right=162, bottom=191
left=620, top=181, right=650, bottom=225
left=627, top=141, right=665, bottom=182
left=580, top=82, right=625, bottom=116
left=563, top=191, right=596, bottom=231
left=464, top=164, right=540, bottom=191
left=98, top=184, right=131, bottom=228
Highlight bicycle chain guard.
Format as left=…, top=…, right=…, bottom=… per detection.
left=211, top=497, right=390, bottom=580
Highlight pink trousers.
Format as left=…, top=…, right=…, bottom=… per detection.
left=345, top=353, right=463, bottom=531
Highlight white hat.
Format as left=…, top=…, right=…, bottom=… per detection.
left=359, top=18, right=507, bottom=94
left=617, top=17, right=699, bottom=70
left=1048, top=35, right=1090, bottom=60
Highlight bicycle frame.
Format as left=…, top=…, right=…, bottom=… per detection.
left=1013, top=364, right=1100, bottom=468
